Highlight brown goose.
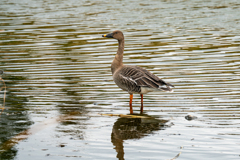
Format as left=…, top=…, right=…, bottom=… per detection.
left=102, top=30, right=174, bottom=114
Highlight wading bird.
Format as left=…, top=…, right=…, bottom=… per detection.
left=102, top=30, right=174, bottom=114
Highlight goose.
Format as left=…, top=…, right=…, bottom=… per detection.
left=102, top=30, right=174, bottom=114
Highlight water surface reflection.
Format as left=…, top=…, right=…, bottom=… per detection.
left=0, top=74, right=32, bottom=160
left=0, top=0, right=240, bottom=159
left=111, top=115, right=169, bottom=160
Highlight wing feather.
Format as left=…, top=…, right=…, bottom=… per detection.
left=118, top=65, right=174, bottom=92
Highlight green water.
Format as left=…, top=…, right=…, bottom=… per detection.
left=0, top=0, right=240, bottom=159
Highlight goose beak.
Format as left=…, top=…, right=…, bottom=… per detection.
left=102, top=33, right=113, bottom=38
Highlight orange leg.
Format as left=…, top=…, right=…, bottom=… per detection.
left=129, top=94, right=133, bottom=114
left=140, top=94, right=143, bottom=114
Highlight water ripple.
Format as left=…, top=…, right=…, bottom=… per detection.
left=0, top=0, right=240, bottom=159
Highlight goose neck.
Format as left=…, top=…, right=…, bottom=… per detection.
left=111, top=39, right=124, bottom=74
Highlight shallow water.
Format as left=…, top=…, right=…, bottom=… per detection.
left=0, top=0, right=240, bottom=159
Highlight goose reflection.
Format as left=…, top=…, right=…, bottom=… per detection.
left=111, top=114, right=170, bottom=160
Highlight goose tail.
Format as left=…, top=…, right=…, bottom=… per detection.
left=159, top=83, right=174, bottom=92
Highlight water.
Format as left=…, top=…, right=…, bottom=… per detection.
left=0, top=0, right=240, bottom=159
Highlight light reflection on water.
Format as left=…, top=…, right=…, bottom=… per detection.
left=0, top=0, right=240, bottom=159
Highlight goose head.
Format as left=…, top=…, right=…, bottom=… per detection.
left=102, top=30, right=124, bottom=41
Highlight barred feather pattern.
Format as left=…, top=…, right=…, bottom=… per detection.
left=113, top=65, right=174, bottom=94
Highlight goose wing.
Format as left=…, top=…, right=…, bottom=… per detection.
left=119, top=65, right=174, bottom=92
